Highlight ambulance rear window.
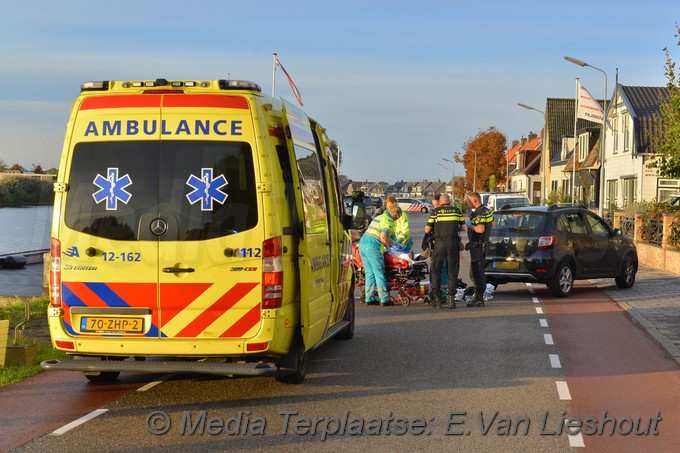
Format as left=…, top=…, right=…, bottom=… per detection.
left=64, top=140, right=257, bottom=240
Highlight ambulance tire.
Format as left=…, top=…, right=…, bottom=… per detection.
left=337, top=282, right=355, bottom=340
left=84, top=371, right=120, bottom=382
left=275, top=332, right=308, bottom=384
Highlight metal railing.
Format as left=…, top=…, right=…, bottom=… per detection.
left=621, top=216, right=635, bottom=238
left=643, top=218, right=664, bottom=246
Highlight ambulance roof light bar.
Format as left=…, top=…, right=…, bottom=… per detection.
left=219, top=80, right=261, bottom=92
left=81, top=79, right=262, bottom=92
left=80, top=81, right=109, bottom=91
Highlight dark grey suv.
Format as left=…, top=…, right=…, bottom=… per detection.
left=485, top=204, right=638, bottom=297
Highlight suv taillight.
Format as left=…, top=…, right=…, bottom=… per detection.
left=262, top=236, right=283, bottom=308
left=49, top=237, right=62, bottom=307
left=538, top=235, right=558, bottom=250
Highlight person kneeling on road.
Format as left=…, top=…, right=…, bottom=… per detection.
left=359, top=196, right=400, bottom=306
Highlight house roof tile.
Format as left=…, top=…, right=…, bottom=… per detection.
left=619, top=85, right=670, bottom=154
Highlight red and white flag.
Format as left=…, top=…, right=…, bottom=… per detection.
left=576, top=80, right=604, bottom=124
left=275, top=55, right=303, bottom=106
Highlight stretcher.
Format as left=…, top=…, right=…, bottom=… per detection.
left=352, top=240, right=430, bottom=307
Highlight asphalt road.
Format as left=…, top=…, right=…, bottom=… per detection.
left=14, top=282, right=571, bottom=452
left=9, top=213, right=680, bottom=451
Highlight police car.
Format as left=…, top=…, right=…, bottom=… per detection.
left=397, top=198, right=433, bottom=213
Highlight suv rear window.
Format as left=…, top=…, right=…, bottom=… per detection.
left=493, top=212, right=546, bottom=233
left=65, top=140, right=257, bottom=241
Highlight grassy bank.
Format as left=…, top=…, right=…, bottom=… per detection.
left=0, top=296, right=67, bottom=387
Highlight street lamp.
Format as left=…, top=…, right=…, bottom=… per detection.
left=564, top=55, right=608, bottom=216
left=442, top=157, right=456, bottom=200
left=517, top=103, right=547, bottom=204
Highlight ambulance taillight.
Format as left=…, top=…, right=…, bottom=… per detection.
left=262, top=236, right=283, bottom=308
left=49, top=238, right=62, bottom=308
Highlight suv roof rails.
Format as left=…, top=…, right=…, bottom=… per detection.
left=547, top=203, right=588, bottom=211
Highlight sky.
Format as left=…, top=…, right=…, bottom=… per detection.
left=1, top=0, right=678, bottom=183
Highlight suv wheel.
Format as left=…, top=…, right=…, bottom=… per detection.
left=548, top=261, right=573, bottom=297
left=615, top=256, right=637, bottom=288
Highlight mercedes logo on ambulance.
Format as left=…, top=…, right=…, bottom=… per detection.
left=150, top=218, right=168, bottom=236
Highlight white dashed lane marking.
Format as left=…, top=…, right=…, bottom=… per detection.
left=555, top=381, right=572, bottom=400
left=549, top=353, right=562, bottom=368
left=50, top=409, right=108, bottom=436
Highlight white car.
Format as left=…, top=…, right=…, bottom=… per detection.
left=397, top=198, right=433, bottom=213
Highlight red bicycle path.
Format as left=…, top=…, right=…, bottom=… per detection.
left=540, top=281, right=680, bottom=451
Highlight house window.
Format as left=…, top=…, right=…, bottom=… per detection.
left=563, top=179, right=572, bottom=198
left=612, top=114, right=619, bottom=154
left=606, top=179, right=618, bottom=210
left=622, top=178, right=637, bottom=208
left=623, top=113, right=629, bottom=152
left=658, top=179, right=680, bottom=200
left=578, top=134, right=588, bottom=162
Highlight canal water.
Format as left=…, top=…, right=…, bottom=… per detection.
left=0, top=206, right=52, bottom=255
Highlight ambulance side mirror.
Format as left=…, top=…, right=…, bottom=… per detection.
left=351, top=201, right=367, bottom=230
left=344, top=191, right=367, bottom=231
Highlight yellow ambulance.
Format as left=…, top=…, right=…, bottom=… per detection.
left=42, top=78, right=359, bottom=384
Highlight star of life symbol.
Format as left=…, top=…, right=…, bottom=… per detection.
left=92, top=168, right=133, bottom=210
left=185, top=168, right=228, bottom=211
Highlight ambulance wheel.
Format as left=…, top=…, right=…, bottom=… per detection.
left=421, top=207, right=428, bottom=213
left=337, top=282, right=355, bottom=340
left=276, top=332, right=308, bottom=384
left=84, top=371, right=120, bottom=382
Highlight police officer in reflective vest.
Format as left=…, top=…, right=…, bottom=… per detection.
left=465, top=191, right=494, bottom=307
left=424, top=193, right=464, bottom=309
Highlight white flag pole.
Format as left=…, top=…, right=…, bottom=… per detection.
left=572, top=78, right=579, bottom=204
left=272, top=53, right=277, bottom=97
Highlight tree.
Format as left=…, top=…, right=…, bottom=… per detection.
left=652, top=22, right=680, bottom=177
left=329, top=140, right=341, bottom=166
left=460, top=127, right=507, bottom=193
left=9, top=163, right=24, bottom=172
left=0, top=159, right=6, bottom=171
left=33, top=164, right=44, bottom=174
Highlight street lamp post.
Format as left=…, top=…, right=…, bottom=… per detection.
left=442, top=157, right=456, bottom=200
left=472, top=151, right=478, bottom=192
left=517, top=103, right=547, bottom=204
left=564, top=56, right=608, bottom=217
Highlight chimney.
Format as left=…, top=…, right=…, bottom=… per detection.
left=520, top=136, right=527, bottom=146
left=512, top=140, right=519, bottom=148
left=528, top=131, right=538, bottom=141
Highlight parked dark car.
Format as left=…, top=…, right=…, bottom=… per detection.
left=484, top=204, right=638, bottom=297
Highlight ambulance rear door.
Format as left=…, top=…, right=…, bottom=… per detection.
left=281, top=100, right=333, bottom=348
left=156, top=94, right=261, bottom=342
left=59, top=94, right=163, bottom=339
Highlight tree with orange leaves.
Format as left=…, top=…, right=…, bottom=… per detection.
left=460, top=127, right=507, bottom=193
